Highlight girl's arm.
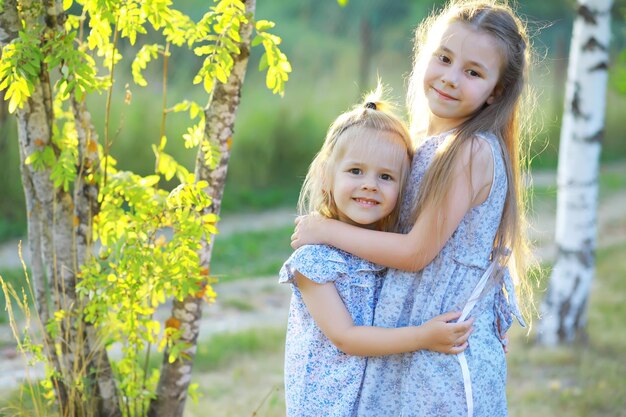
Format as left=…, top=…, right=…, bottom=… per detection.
left=291, top=138, right=494, bottom=271
left=295, top=272, right=474, bottom=356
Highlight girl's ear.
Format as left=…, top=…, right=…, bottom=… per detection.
left=487, top=84, right=503, bottom=105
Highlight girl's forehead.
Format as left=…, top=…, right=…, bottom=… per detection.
left=434, top=22, right=503, bottom=71
left=340, top=128, right=406, bottom=151
left=337, top=130, right=409, bottom=166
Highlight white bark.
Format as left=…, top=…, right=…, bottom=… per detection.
left=538, top=0, right=613, bottom=345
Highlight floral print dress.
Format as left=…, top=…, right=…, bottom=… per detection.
left=279, top=244, right=384, bottom=417
left=356, top=132, right=525, bottom=417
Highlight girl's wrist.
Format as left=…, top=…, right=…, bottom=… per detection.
left=322, top=218, right=340, bottom=245
left=411, top=325, right=427, bottom=351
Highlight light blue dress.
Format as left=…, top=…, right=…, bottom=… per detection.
left=279, top=244, right=384, bottom=417
left=357, top=132, right=525, bottom=417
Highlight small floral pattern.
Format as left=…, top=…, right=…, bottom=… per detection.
left=279, top=244, right=384, bottom=417
left=357, top=132, right=525, bottom=417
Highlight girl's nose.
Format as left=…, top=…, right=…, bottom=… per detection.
left=441, top=69, right=458, bottom=87
left=361, top=180, right=378, bottom=191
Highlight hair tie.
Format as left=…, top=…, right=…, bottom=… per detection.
left=365, top=102, right=377, bottom=110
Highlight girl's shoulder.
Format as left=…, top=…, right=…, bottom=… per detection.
left=279, top=245, right=383, bottom=285
left=474, top=131, right=505, bottom=154
left=461, top=131, right=505, bottom=168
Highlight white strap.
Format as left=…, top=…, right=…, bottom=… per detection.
left=459, top=262, right=495, bottom=322
left=456, top=261, right=496, bottom=417
left=458, top=351, right=473, bottom=417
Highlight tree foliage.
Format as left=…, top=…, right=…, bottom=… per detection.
left=0, top=0, right=290, bottom=416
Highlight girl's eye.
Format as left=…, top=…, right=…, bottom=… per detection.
left=380, top=173, right=393, bottom=181
left=349, top=168, right=361, bottom=175
left=438, top=54, right=451, bottom=64
left=467, top=69, right=481, bottom=78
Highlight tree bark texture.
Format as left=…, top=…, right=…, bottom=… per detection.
left=538, top=0, right=613, bottom=345
left=1, top=1, right=120, bottom=415
left=148, top=1, right=256, bottom=416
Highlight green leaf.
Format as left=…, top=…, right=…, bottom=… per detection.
left=258, top=53, right=268, bottom=71
left=203, top=74, right=214, bottom=94
left=171, top=101, right=191, bottom=113
left=214, top=64, right=228, bottom=83
left=140, top=175, right=161, bottom=187
left=182, top=124, right=203, bottom=149
left=255, top=20, right=275, bottom=32
left=251, top=35, right=263, bottom=47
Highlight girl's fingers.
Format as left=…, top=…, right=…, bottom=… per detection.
left=438, top=311, right=462, bottom=322
left=453, top=317, right=474, bottom=335
left=456, top=329, right=472, bottom=346
left=450, top=342, right=468, bottom=354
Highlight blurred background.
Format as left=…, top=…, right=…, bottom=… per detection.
left=1, top=1, right=626, bottom=416
left=0, top=0, right=625, bottom=241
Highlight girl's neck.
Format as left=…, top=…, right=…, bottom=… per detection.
left=426, top=124, right=458, bottom=137
left=337, top=214, right=379, bottom=230
left=427, top=115, right=464, bottom=136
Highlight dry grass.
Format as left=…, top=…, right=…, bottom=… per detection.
left=185, top=241, right=626, bottom=417
left=183, top=338, right=285, bottom=417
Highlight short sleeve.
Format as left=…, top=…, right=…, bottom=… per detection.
left=279, top=245, right=349, bottom=286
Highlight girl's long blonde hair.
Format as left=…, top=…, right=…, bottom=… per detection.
left=298, top=88, right=413, bottom=232
left=407, top=0, right=535, bottom=320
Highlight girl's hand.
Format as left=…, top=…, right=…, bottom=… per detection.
left=419, top=311, right=474, bottom=354
left=502, top=332, right=509, bottom=354
left=291, top=214, right=332, bottom=249
left=495, top=315, right=509, bottom=353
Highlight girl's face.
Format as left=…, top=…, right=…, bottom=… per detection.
left=423, top=22, right=503, bottom=134
left=331, top=133, right=406, bottom=229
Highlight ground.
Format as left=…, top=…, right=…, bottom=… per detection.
left=1, top=165, right=625, bottom=416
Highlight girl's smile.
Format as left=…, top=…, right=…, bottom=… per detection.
left=431, top=86, right=459, bottom=101
left=423, top=22, right=502, bottom=135
left=353, top=197, right=380, bottom=207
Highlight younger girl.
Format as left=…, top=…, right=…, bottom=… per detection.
left=292, top=1, right=533, bottom=416
left=280, top=92, right=474, bottom=417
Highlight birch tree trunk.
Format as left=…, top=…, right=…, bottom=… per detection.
left=1, top=1, right=120, bottom=415
left=538, top=0, right=613, bottom=345
left=148, top=1, right=256, bottom=415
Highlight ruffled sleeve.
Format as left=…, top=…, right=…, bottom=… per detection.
left=493, top=266, right=526, bottom=347
left=279, top=244, right=349, bottom=286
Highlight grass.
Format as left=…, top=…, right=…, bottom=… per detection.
left=210, top=226, right=293, bottom=282
left=0, top=164, right=624, bottom=415
left=145, top=327, right=285, bottom=374
left=180, top=241, right=626, bottom=417
left=0, top=267, right=31, bottom=325
left=0, top=383, right=54, bottom=417
left=192, top=327, right=285, bottom=373
left=220, top=297, right=256, bottom=312
left=0, top=327, right=287, bottom=417
left=599, top=162, right=626, bottom=195
left=506, top=241, right=626, bottom=417
left=2, top=243, right=625, bottom=416
left=183, top=345, right=285, bottom=417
